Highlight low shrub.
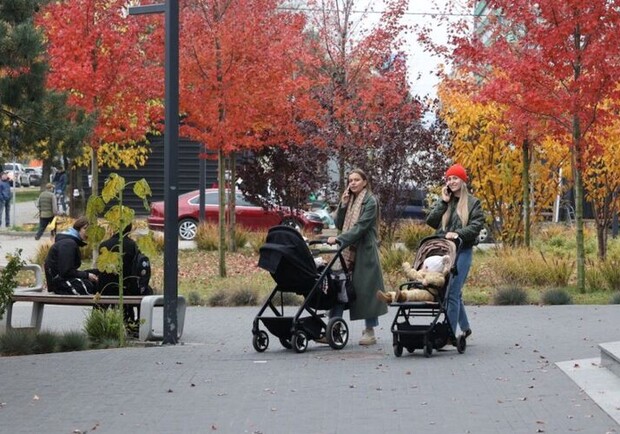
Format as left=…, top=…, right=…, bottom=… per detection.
left=397, top=222, right=434, bottom=251
left=227, top=287, right=260, bottom=306
left=609, top=291, right=620, bottom=304
left=32, top=242, right=52, bottom=267
left=586, top=261, right=607, bottom=292
left=232, top=226, right=250, bottom=249
left=596, top=257, right=620, bottom=292
left=186, top=291, right=204, bottom=306
left=538, top=252, right=574, bottom=287
left=489, top=249, right=573, bottom=287
left=84, top=307, right=125, bottom=346
left=247, top=230, right=268, bottom=255
left=206, top=290, right=228, bottom=307
left=493, top=286, right=528, bottom=305
left=57, top=331, right=90, bottom=352
left=33, top=331, right=59, bottom=354
left=152, top=231, right=165, bottom=252
left=195, top=223, right=219, bottom=251
left=380, top=245, right=410, bottom=276
left=0, top=329, right=36, bottom=356
left=541, top=287, right=572, bottom=305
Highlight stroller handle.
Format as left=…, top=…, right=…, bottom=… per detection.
left=308, top=238, right=342, bottom=247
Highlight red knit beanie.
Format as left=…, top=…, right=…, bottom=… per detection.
left=445, top=164, right=468, bottom=182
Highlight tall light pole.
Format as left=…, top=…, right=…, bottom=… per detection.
left=10, top=120, right=18, bottom=228
left=128, top=1, right=180, bottom=345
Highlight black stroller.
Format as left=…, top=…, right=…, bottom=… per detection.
left=390, top=236, right=467, bottom=357
left=252, top=225, right=351, bottom=353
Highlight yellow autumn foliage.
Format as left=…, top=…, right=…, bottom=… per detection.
left=437, top=77, right=569, bottom=245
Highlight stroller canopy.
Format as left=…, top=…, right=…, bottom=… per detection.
left=258, top=226, right=318, bottom=293
left=413, top=236, right=460, bottom=271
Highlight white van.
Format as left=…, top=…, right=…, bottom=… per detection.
left=2, top=163, right=30, bottom=187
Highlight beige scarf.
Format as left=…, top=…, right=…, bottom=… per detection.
left=341, top=188, right=367, bottom=270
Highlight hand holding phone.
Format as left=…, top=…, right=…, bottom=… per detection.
left=442, top=185, right=452, bottom=202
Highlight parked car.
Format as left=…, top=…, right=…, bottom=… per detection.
left=2, top=163, right=30, bottom=187
left=396, top=188, right=427, bottom=220
left=147, top=189, right=325, bottom=240
left=24, top=167, right=42, bottom=187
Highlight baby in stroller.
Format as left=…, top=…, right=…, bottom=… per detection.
left=377, top=254, right=451, bottom=303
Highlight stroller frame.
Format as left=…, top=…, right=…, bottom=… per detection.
left=389, top=236, right=467, bottom=357
left=252, top=226, right=351, bottom=354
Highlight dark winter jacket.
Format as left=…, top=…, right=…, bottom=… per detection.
left=97, top=233, right=139, bottom=295
left=53, top=170, right=67, bottom=193
left=0, top=179, right=10, bottom=202
left=426, top=193, right=485, bottom=249
left=44, top=229, right=88, bottom=292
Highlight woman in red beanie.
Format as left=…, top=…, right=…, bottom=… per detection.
left=426, top=164, right=485, bottom=343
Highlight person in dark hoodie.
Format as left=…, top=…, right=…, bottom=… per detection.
left=44, top=216, right=99, bottom=295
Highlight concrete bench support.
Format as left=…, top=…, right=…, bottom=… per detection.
left=139, top=295, right=187, bottom=341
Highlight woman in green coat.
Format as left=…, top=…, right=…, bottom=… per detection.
left=327, top=168, right=387, bottom=346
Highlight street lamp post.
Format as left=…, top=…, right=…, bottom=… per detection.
left=128, top=1, right=180, bottom=345
left=10, top=120, right=18, bottom=228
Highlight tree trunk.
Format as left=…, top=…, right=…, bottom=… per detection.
left=218, top=148, right=227, bottom=278
left=522, top=139, right=531, bottom=248
left=228, top=154, right=237, bottom=253
left=91, top=147, right=98, bottom=200
left=572, top=115, right=585, bottom=293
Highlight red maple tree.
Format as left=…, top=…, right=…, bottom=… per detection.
left=178, top=0, right=320, bottom=276
left=37, top=0, right=164, bottom=196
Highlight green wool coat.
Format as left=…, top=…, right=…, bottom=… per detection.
left=335, top=192, right=388, bottom=321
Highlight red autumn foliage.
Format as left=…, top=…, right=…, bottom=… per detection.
left=37, top=0, right=164, bottom=150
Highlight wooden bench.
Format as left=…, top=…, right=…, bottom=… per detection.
left=1, top=291, right=186, bottom=342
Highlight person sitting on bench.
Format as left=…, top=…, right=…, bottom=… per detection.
left=97, top=223, right=148, bottom=323
left=44, top=216, right=99, bottom=295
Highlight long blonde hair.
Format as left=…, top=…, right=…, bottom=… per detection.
left=441, top=183, right=469, bottom=230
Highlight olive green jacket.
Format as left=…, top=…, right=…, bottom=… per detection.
left=336, top=193, right=388, bottom=321
left=37, top=190, right=57, bottom=219
left=426, top=194, right=485, bottom=249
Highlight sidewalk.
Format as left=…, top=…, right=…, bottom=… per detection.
left=1, top=304, right=619, bottom=433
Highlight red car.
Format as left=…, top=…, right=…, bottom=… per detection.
left=147, top=189, right=324, bottom=240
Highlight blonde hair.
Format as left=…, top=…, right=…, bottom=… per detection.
left=441, top=183, right=469, bottom=230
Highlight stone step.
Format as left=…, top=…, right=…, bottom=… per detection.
left=600, top=341, right=620, bottom=379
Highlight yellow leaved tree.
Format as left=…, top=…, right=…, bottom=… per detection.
left=437, top=76, right=569, bottom=246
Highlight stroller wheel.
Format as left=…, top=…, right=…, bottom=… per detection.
left=252, top=330, right=269, bottom=352
left=279, top=337, right=292, bottom=349
left=393, top=344, right=403, bottom=357
left=423, top=336, right=433, bottom=358
left=326, top=317, right=349, bottom=350
left=457, top=335, right=467, bottom=354
left=292, top=330, right=309, bottom=353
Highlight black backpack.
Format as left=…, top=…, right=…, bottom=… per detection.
left=130, top=251, right=152, bottom=295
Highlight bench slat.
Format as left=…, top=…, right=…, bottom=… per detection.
left=11, top=294, right=145, bottom=306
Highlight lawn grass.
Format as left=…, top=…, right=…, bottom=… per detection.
left=15, top=189, right=40, bottom=203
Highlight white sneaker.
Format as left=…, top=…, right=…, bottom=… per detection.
left=358, top=328, right=376, bottom=346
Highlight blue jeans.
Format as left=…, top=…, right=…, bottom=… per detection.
left=446, top=247, right=472, bottom=335
left=0, top=199, right=10, bottom=226
left=329, top=303, right=378, bottom=329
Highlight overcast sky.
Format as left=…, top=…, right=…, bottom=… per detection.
left=403, top=0, right=471, bottom=99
